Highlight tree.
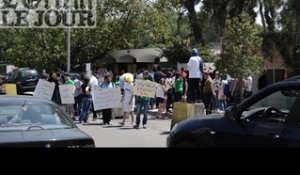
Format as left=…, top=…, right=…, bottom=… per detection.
left=217, top=12, right=263, bottom=78
left=0, top=0, right=176, bottom=72
left=181, top=0, right=205, bottom=45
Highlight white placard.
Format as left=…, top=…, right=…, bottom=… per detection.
left=93, top=88, right=122, bottom=111
left=34, top=79, right=55, bottom=100
left=86, top=63, right=91, bottom=77
left=59, top=85, right=75, bottom=104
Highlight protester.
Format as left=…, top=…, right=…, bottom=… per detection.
left=187, top=48, right=204, bottom=103
left=120, top=73, right=135, bottom=126
left=156, top=78, right=168, bottom=119
left=174, top=73, right=184, bottom=102
left=79, top=76, right=92, bottom=123
left=48, top=72, right=61, bottom=105
left=99, top=75, right=115, bottom=125
left=134, top=71, right=151, bottom=129
left=203, top=72, right=216, bottom=114
left=63, top=72, right=75, bottom=120
left=89, top=71, right=99, bottom=121
left=74, top=74, right=83, bottom=119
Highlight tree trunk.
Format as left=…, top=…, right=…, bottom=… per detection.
left=264, top=0, right=275, bottom=32
left=259, top=0, right=267, bottom=32
left=183, top=0, right=205, bottom=46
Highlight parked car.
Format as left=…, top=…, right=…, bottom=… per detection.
left=5, top=68, right=40, bottom=94
left=0, top=96, right=95, bottom=147
left=167, top=76, right=300, bottom=147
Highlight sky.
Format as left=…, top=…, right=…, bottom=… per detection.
left=195, top=2, right=263, bottom=26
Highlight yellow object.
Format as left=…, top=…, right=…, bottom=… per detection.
left=4, top=84, right=17, bottom=96
left=171, top=102, right=195, bottom=129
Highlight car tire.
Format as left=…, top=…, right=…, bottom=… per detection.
left=174, top=140, right=197, bottom=148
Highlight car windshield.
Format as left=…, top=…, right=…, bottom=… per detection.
left=241, top=90, right=297, bottom=119
left=0, top=103, right=74, bottom=131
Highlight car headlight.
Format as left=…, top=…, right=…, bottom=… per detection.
left=171, top=123, right=178, bottom=133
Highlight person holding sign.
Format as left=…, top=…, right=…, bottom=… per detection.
left=120, top=73, right=135, bottom=126
left=99, top=75, right=115, bottom=125
left=48, top=72, right=62, bottom=105
left=133, top=71, right=152, bottom=129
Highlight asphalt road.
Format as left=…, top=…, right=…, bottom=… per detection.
left=77, top=116, right=171, bottom=148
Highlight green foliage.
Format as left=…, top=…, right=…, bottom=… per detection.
left=217, top=12, right=263, bottom=77
left=0, top=0, right=176, bottom=72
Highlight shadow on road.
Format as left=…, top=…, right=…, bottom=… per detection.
left=160, top=131, right=170, bottom=135
left=81, top=123, right=106, bottom=126
left=118, top=127, right=136, bottom=130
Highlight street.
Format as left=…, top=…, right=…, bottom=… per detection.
left=77, top=115, right=171, bottom=148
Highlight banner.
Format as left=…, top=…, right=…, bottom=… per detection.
left=133, top=80, right=157, bottom=98
left=34, top=79, right=55, bottom=100
left=4, top=84, right=17, bottom=96
left=93, top=88, right=122, bottom=111
left=59, top=85, right=75, bottom=104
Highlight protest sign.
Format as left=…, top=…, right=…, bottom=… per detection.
left=59, top=85, right=75, bottom=104
left=34, top=79, right=55, bottom=100
left=133, top=80, right=156, bottom=98
left=93, top=88, right=122, bottom=111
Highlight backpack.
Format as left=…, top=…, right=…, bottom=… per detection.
left=199, top=57, right=204, bottom=74
left=223, top=83, right=231, bottom=97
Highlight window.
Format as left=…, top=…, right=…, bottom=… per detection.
left=0, top=103, right=74, bottom=131
left=241, top=90, right=297, bottom=123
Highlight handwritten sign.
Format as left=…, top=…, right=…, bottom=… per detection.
left=34, top=79, right=55, bottom=100
left=4, top=84, right=17, bottom=96
left=133, top=80, right=157, bottom=98
left=93, top=88, right=122, bottom=111
left=59, top=85, right=75, bottom=104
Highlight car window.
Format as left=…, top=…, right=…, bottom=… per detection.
left=241, top=90, right=296, bottom=123
left=0, top=103, right=74, bottom=131
left=21, top=70, right=38, bottom=78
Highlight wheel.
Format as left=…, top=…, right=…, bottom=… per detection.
left=174, top=140, right=197, bottom=148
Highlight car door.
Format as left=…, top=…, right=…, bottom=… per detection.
left=280, top=124, right=300, bottom=147
left=227, top=119, right=284, bottom=147
left=250, top=121, right=284, bottom=147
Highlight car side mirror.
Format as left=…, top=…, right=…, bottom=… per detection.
left=225, top=105, right=239, bottom=121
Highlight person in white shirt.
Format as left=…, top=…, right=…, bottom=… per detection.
left=243, top=75, right=253, bottom=99
left=187, top=48, right=203, bottom=103
left=89, top=73, right=99, bottom=121
left=156, top=78, right=168, bottom=119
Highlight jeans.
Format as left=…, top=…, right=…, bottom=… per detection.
left=79, top=97, right=92, bottom=123
left=219, top=100, right=227, bottom=111
left=136, top=100, right=150, bottom=126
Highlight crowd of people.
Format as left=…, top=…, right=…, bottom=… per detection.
left=38, top=48, right=255, bottom=129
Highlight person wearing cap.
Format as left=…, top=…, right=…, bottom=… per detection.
left=187, top=48, right=204, bottom=103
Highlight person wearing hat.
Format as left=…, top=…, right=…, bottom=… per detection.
left=187, top=48, right=204, bottom=103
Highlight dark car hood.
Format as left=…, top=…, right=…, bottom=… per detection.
left=175, top=114, right=228, bottom=132
left=0, top=128, right=93, bottom=147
